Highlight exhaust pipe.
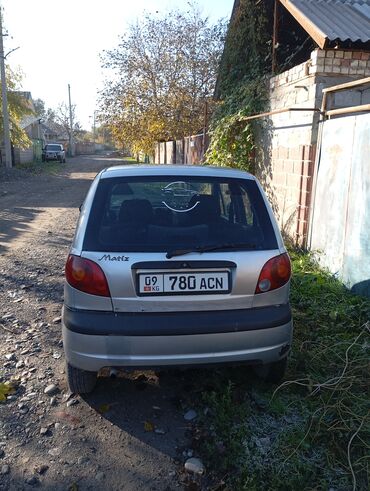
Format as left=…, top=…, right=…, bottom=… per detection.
left=109, top=368, right=118, bottom=379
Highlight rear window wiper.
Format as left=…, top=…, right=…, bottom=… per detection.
left=166, top=243, right=257, bottom=259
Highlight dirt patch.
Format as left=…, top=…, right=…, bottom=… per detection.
left=0, top=156, right=197, bottom=490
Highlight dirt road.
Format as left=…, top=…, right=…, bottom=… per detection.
left=0, top=157, right=199, bottom=490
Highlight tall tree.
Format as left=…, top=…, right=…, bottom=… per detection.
left=43, top=103, right=82, bottom=141
left=33, top=98, right=46, bottom=119
left=100, top=3, right=225, bottom=155
left=2, top=67, right=33, bottom=149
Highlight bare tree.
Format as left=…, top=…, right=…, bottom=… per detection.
left=100, top=3, right=226, bottom=154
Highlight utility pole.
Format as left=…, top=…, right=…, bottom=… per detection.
left=68, top=83, right=74, bottom=157
left=93, top=110, right=96, bottom=147
left=0, top=6, right=12, bottom=168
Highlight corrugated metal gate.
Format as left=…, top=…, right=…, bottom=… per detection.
left=309, top=112, right=370, bottom=296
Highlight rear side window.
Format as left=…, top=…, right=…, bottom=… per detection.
left=83, top=176, right=278, bottom=252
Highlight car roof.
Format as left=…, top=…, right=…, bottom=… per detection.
left=100, top=164, right=255, bottom=180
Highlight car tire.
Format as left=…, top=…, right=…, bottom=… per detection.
left=253, top=357, right=287, bottom=383
left=66, top=362, right=97, bottom=394
left=63, top=158, right=66, bottom=163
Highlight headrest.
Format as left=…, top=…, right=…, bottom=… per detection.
left=188, top=194, right=221, bottom=222
left=119, top=199, right=153, bottom=225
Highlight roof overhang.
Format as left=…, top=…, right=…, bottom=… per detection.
left=278, top=0, right=328, bottom=48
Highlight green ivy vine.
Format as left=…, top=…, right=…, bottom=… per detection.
left=206, top=0, right=271, bottom=172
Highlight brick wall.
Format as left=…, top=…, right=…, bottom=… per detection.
left=310, top=49, right=370, bottom=77
left=256, top=48, right=370, bottom=246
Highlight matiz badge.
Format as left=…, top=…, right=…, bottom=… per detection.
left=98, top=254, right=129, bottom=262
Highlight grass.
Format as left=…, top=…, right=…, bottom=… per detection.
left=188, top=250, right=370, bottom=490
left=17, top=160, right=65, bottom=175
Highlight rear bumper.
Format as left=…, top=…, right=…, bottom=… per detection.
left=62, top=305, right=293, bottom=371
left=63, top=304, right=291, bottom=336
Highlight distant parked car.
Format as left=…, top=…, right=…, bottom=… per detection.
left=42, top=143, right=66, bottom=163
left=62, top=165, right=292, bottom=394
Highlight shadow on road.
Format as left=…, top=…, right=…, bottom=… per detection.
left=0, top=155, right=133, bottom=253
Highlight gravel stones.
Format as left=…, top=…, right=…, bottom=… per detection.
left=44, top=384, right=58, bottom=396
left=50, top=396, right=57, bottom=406
left=184, top=409, right=197, bottom=421
left=48, top=447, right=61, bottom=457
left=95, top=471, right=105, bottom=481
left=184, top=457, right=204, bottom=475
left=66, top=399, right=79, bottom=408
left=77, top=456, right=89, bottom=465
left=0, top=464, right=10, bottom=475
left=35, top=464, right=49, bottom=475
left=25, top=476, right=39, bottom=486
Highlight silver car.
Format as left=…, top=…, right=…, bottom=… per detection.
left=62, top=165, right=292, bottom=393
left=42, top=143, right=66, bottom=163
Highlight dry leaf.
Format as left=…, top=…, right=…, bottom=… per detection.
left=0, top=382, right=15, bottom=402
left=97, top=404, right=111, bottom=414
left=144, top=420, right=154, bottom=432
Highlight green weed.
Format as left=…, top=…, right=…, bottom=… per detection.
left=17, top=161, right=63, bottom=175
left=194, top=251, right=370, bottom=490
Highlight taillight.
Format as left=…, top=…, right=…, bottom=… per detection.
left=255, top=253, right=291, bottom=294
left=65, top=255, right=110, bottom=297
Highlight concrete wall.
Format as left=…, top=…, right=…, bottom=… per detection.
left=13, top=146, right=33, bottom=165
left=256, top=48, right=370, bottom=246
left=75, top=142, right=95, bottom=155
left=309, top=113, right=370, bottom=297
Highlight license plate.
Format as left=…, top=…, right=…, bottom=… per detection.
left=138, top=271, right=230, bottom=295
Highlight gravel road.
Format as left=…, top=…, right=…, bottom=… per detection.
left=0, top=157, right=202, bottom=491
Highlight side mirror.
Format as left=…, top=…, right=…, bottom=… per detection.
left=79, top=203, right=83, bottom=212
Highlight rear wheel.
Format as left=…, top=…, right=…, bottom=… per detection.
left=253, top=357, right=287, bottom=383
left=66, top=362, right=97, bottom=394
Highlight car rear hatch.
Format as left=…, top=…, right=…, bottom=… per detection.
left=81, top=249, right=283, bottom=312
left=80, top=173, right=286, bottom=313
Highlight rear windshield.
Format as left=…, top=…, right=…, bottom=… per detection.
left=83, top=176, right=278, bottom=252
left=46, top=144, right=62, bottom=151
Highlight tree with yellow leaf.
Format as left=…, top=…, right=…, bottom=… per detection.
left=100, top=3, right=226, bottom=156
left=2, top=66, right=33, bottom=149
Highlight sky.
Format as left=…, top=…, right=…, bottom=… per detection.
left=2, top=0, right=234, bottom=130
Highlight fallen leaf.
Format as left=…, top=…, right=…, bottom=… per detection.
left=0, top=382, right=15, bottom=402
left=97, top=404, right=111, bottom=414
left=144, top=420, right=154, bottom=432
